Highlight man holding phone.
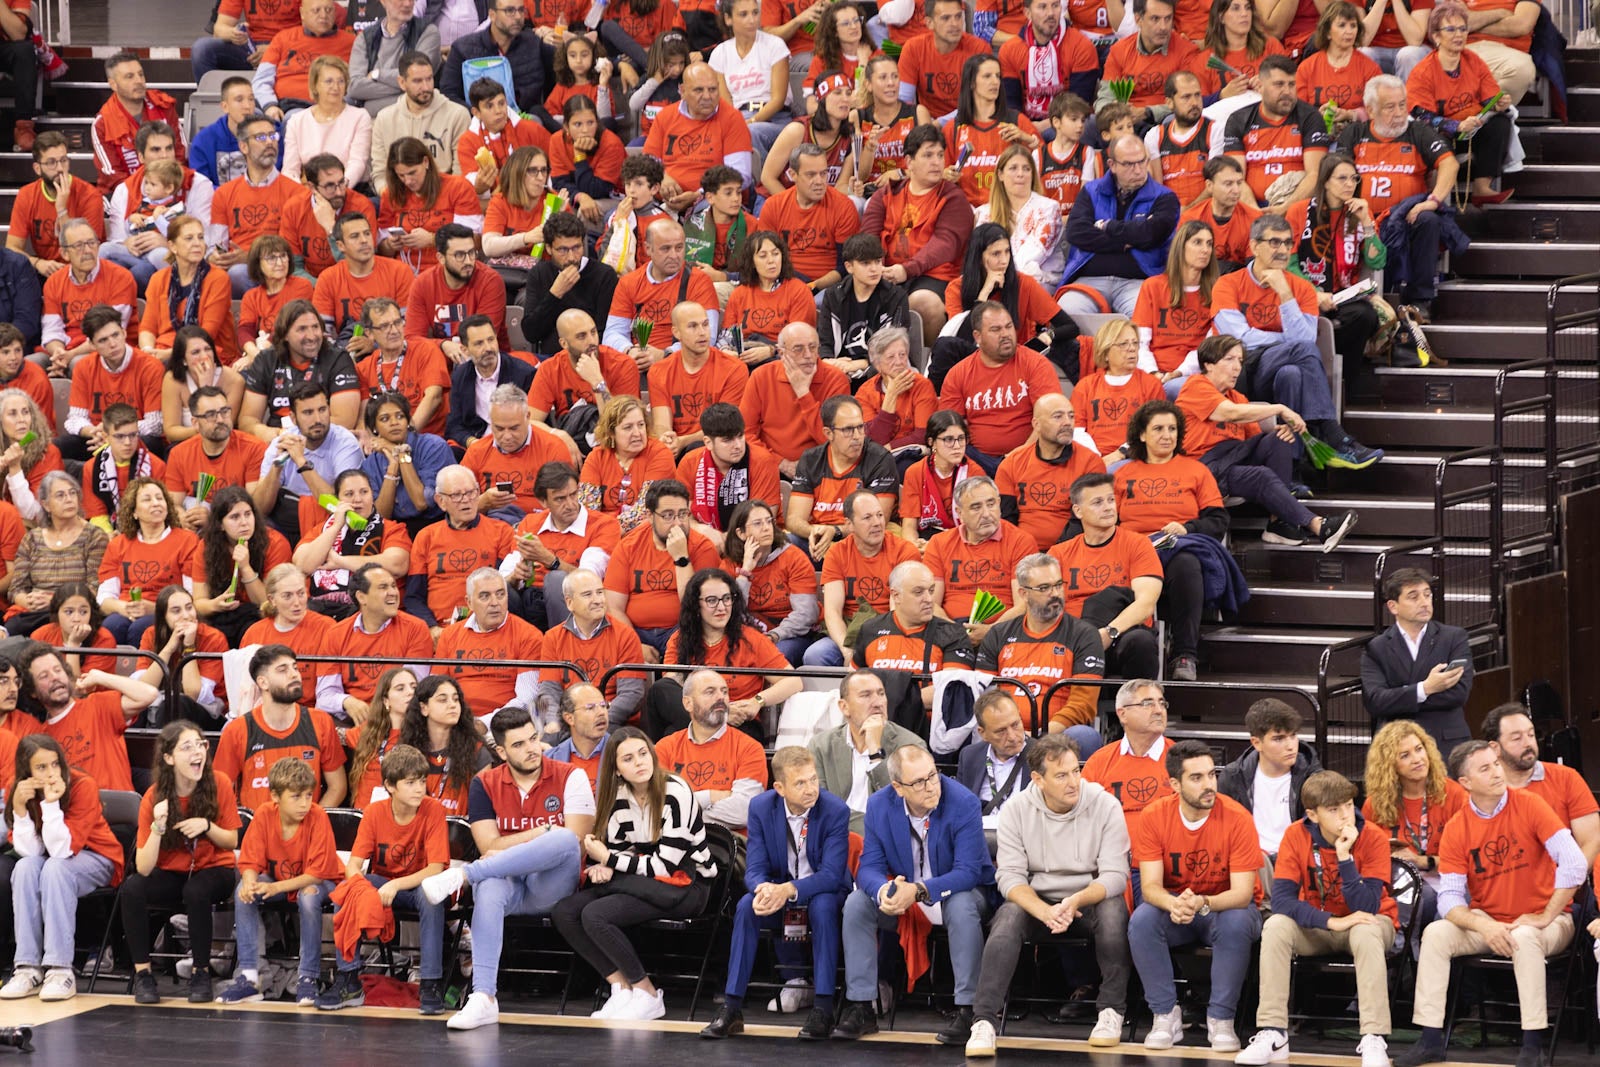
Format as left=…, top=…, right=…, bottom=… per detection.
left=1360, top=567, right=1473, bottom=755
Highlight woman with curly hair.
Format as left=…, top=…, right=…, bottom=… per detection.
left=580, top=395, right=676, bottom=534
left=97, top=477, right=199, bottom=645
left=646, top=567, right=802, bottom=738
left=190, top=486, right=291, bottom=646
left=805, top=2, right=875, bottom=94
left=346, top=666, right=418, bottom=809
left=399, top=674, right=489, bottom=816
left=1361, top=719, right=1466, bottom=876
left=119, top=719, right=242, bottom=1004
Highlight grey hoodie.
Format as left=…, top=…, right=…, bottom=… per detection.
left=995, top=780, right=1130, bottom=902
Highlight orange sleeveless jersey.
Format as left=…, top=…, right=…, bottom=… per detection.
left=944, top=114, right=1040, bottom=209
left=1153, top=117, right=1214, bottom=208
left=213, top=704, right=345, bottom=810
left=1037, top=137, right=1094, bottom=210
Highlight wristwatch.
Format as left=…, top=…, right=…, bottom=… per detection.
left=296, top=462, right=314, bottom=474
left=1105, top=625, right=1120, bottom=644
left=1197, top=896, right=1211, bottom=917
left=672, top=556, right=691, bottom=567
left=914, top=883, right=931, bottom=904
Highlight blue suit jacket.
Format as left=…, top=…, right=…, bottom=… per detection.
left=446, top=352, right=536, bottom=447
left=745, top=788, right=852, bottom=903
left=955, top=739, right=1035, bottom=804
left=855, top=775, right=994, bottom=904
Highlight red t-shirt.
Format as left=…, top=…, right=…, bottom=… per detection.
left=1073, top=369, right=1166, bottom=456
left=136, top=773, right=243, bottom=873
left=43, top=690, right=133, bottom=792
left=938, top=348, right=1064, bottom=457
left=1134, top=791, right=1264, bottom=901
left=237, top=800, right=344, bottom=892
left=640, top=102, right=753, bottom=192
left=1175, top=373, right=1261, bottom=458
left=1274, top=818, right=1399, bottom=925
left=352, top=796, right=451, bottom=879
left=897, top=32, right=991, bottom=117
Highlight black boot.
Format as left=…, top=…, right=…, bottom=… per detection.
left=699, top=1004, right=744, bottom=1039
left=935, top=1005, right=974, bottom=1045
left=830, top=1000, right=879, bottom=1040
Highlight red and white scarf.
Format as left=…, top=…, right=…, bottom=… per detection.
left=1021, top=21, right=1067, bottom=120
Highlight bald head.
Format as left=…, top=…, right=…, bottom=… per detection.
left=671, top=301, right=712, bottom=356
left=682, top=63, right=720, bottom=118
left=556, top=309, right=600, bottom=361
left=1107, top=134, right=1150, bottom=192
left=1033, top=392, right=1074, bottom=448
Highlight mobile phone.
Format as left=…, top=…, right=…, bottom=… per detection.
left=496, top=481, right=514, bottom=494
left=1447, top=658, right=1469, bottom=671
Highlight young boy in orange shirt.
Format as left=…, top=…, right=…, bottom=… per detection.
left=217, top=757, right=344, bottom=1007
left=318, top=745, right=451, bottom=1014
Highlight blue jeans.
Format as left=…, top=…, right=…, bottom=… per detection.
left=1360, top=45, right=1432, bottom=83
left=775, top=634, right=813, bottom=666
left=99, top=242, right=160, bottom=293
left=1245, top=339, right=1337, bottom=423
left=1062, top=724, right=1105, bottom=762
left=1128, top=901, right=1262, bottom=1020
left=331, top=874, right=446, bottom=980
left=802, top=637, right=844, bottom=668
left=634, top=625, right=676, bottom=658
left=103, top=611, right=156, bottom=648
left=841, top=885, right=988, bottom=1004
left=725, top=890, right=843, bottom=999
left=748, top=120, right=789, bottom=160
left=11, top=849, right=115, bottom=969
left=191, top=35, right=256, bottom=82
left=234, top=878, right=336, bottom=979
left=464, top=827, right=581, bottom=998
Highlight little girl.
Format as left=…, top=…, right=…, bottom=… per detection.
left=627, top=29, right=690, bottom=146
left=125, top=158, right=186, bottom=269
left=546, top=33, right=613, bottom=122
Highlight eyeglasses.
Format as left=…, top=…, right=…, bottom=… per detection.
left=438, top=489, right=478, bottom=502
left=575, top=700, right=609, bottom=714
left=262, top=252, right=289, bottom=262
left=369, top=318, right=405, bottom=333
left=526, top=166, right=550, bottom=177
left=195, top=406, right=233, bottom=422
left=935, top=433, right=967, bottom=446
left=1021, top=579, right=1065, bottom=593
left=63, top=239, right=98, bottom=252
left=828, top=423, right=867, bottom=436
left=317, top=178, right=348, bottom=192
left=445, top=248, right=478, bottom=260
left=1111, top=157, right=1148, bottom=169
left=653, top=508, right=691, bottom=522
left=1257, top=237, right=1294, bottom=250
left=1435, top=23, right=1468, bottom=33
left=250, top=132, right=281, bottom=144
left=1123, top=697, right=1170, bottom=711
left=1108, top=340, right=1139, bottom=351
left=896, top=769, right=940, bottom=792
left=699, top=594, right=733, bottom=608
left=174, top=740, right=209, bottom=755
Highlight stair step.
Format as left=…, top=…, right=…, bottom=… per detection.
left=1370, top=364, right=1578, bottom=408
left=1570, top=88, right=1600, bottom=123
left=1420, top=323, right=1558, bottom=363
left=1201, top=626, right=1372, bottom=675
left=1531, top=126, right=1600, bottom=164
left=1508, top=165, right=1600, bottom=200
left=0, top=151, right=98, bottom=185
left=1235, top=536, right=1419, bottom=589
left=1433, top=280, right=1598, bottom=322
left=1321, top=449, right=1558, bottom=497
left=1452, top=240, right=1600, bottom=278
left=1465, top=201, right=1600, bottom=243
left=1235, top=581, right=1493, bottom=629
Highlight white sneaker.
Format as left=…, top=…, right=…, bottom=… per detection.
left=447, top=991, right=499, bottom=1030
left=1144, top=1006, right=1183, bottom=1050
left=591, top=982, right=631, bottom=1019
left=964, top=1018, right=997, bottom=1057
left=1089, top=1008, right=1125, bottom=1047
left=420, top=867, right=465, bottom=906
left=766, top=976, right=814, bottom=1013
left=1357, top=1034, right=1391, bottom=1067
left=1208, top=1017, right=1241, bottom=1053
left=625, top=987, right=666, bottom=1022
left=0, top=967, right=42, bottom=999
left=39, top=968, right=77, bottom=1002
left=1235, top=1029, right=1290, bottom=1064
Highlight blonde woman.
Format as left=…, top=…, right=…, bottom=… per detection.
left=974, top=143, right=1064, bottom=284
left=283, top=55, right=373, bottom=187
left=579, top=396, right=676, bottom=534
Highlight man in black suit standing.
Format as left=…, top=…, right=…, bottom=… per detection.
left=958, top=688, right=1036, bottom=832
left=1360, top=568, right=1473, bottom=754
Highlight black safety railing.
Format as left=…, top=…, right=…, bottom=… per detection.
left=168, top=650, right=590, bottom=717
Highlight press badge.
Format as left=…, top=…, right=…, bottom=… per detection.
left=783, top=903, right=810, bottom=941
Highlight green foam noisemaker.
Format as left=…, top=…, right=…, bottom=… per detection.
left=970, top=589, right=1007, bottom=624
left=318, top=493, right=368, bottom=531
left=1110, top=78, right=1134, bottom=103
left=17, top=431, right=35, bottom=447
left=633, top=319, right=654, bottom=347
left=1299, top=431, right=1339, bottom=471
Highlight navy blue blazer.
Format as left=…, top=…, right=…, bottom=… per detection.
left=446, top=352, right=536, bottom=447
left=955, top=739, right=1035, bottom=807
left=855, top=775, right=994, bottom=903
left=745, top=788, right=852, bottom=902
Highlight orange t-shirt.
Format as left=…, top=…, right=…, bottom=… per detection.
left=29, top=623, right=118, bottom=675
left=1103, top=33, right=1203, bottom=108
left=142, top=263, right=238, bottom=362
left=527, top=347, right=641, bottom=423
left=742, top=543, right=817, bottom=627
left=327, top=611, right=436, bottom=702
left=352, top=795, right=452, bottom=879
left=662, top=628, right=790, bottom=702
left=1133, top=791, right=1264, bottom=901
left=938, top=348, right=1065, bottom=457
left=943, top=113, right=1041, bottom=208
left=214, top=704, right=345, bottom=811
left=511, top=507, right=622, bottom=588
left=456, top=114, right=551, bottom=186
left=673, top=443, right=785, bottom=530
left=739, top=359, right=851, bottom=462
left=377, top=174, right=483, bottom=273
left=1073, top=369, right=1166, bottom=457
left=923, top=520, right=1037, bottom=619
left=1176, top=373, right=1261, bottom=458
left=1465, top=0, right=1531, bottom=51
left=97, top=528, right=199, bottom=600
left=1438, top=787, right=1567, bottom=923
left=211, top=172, right=301, bottom=252
left=434, top=614, right=546, bottom=717
left=136, top=773, right=243, bottom=873
left=1197, top=38, right=1288, bottom=95
left=640, top=102, right=754, bottom=191
left=279, top=191, right=377, bottom=279
left=856, top=371, right=938, bottom=446
left=1112, top=455, right=1225, bottom=533
left=1295, top=48, right=1383, bottom=111
left=48, top=775, right=126, bottom=883
left=547, top=125, right=626, bottom=194
left=241, top=612, right=337, bottom=698
left=68, top=349, right=164, bottom=425
left=259, top=25, right=356, bottom=101
left=461, top=429, right=573, bottom=516
left=647, top=349, right=750, bottom=437
left=1181, top=195, right=1263, bottom=266
left=42, top=262, right=137, bottom=351
left=655, top=724, right=770, bottom=792
left=1083, top=736, right=1175, bottom=830
left=8, top=178, right=105, bottom=262
left=538, top=613, right=645, bottom=703
left=236, top=276, right=314, bottom=353
left=1133, top=274, right=1214, bottom=374
left=1211, top=264, right=1320, bottom=334
left=756, top=186, right=862, bottom=281
left=312, top=258, right=416, bottom=337
left=580, top=439, right=677, bottom=516
left=897, top=32, right=991, bottom=116
left=80, top=454, right=168, bottom=521
left=409, top=515, right=517, bottom=624
left=1407, top=48, right=1499, bottom=123
left=345, top=721, right=399, bottom=810
left=1362, top=778, right=1469, bottom=859
left=603, top=525, right=721, bottom=630
left=1521, top=762, right=1600, bottom=829
left=43, top=690, right=133, bottom=792
left=1274, top=818, right=1399, bottom=925
left=1049, top=526, right=1164, bottom=620
left=820, top=533, right=921, bottom=618
left=187, top=532, right=290, bottom=606
left=237, top=800, right=344, bottom=891
left=355, top=338, right=452, bottom=437
left=164, top=431, right=268, bottom=501
left=943, top=274, right=1061, bottom=340
left=724, top=278, right=819, bottom=342
left=607, top=264, right=721, bottom=351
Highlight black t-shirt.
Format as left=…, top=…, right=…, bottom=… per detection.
left=242, top=346, right=361, bottom=422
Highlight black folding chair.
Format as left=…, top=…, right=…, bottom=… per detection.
left=85, top=790, right=150, bottom=991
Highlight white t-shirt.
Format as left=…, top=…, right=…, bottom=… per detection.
left=710, top=32, right=791, bottom=112
left=1253, top=767, right=1294, bottom=854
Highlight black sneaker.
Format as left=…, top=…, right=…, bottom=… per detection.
left=935, top=1005, right=974, bottom=1046
left=1315, top=511, right=1358, bottom=553
left=1394, top=1041, right=1448, bottom=1067
left=1260, top=519, right=1309, bottom=546
left=831, top=1000, right=879, bottom=1040
left=314, top=970, right=365, bottom=1011
left=132, top=970, right=159, bottom=1005
left=798, top=1004, right=833, bottom=1040
left=418, top=979, right=445, bottom=1016
left=188, top=970, right=213, bottom=1004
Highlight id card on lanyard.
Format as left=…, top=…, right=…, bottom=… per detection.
left=785, top=818, right=809, bottom=940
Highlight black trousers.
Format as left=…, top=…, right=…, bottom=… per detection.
left=117, top=865, right=237, bottom=967
left=551, top=873, right=710, bottom=986
left=1157, top=551, right=1203, bottom=660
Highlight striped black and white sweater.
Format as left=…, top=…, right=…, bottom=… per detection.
left=602, top=774, right=718, bottom=881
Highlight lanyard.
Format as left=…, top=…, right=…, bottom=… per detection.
left=376, top=351, right=405, bottom=393
left=909, top=815, right=929, bottom=879
left=785, top=817, right=808, bottom=878
left=1401, top=796, right=1431, bottom=855
left=983, top=756, right=1025, bottom=816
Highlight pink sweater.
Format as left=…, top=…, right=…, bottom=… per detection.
left=283, top=104, right=374, bottom=187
